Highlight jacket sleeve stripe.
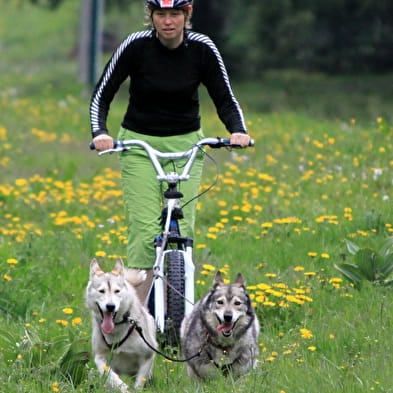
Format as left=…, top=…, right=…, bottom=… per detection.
left=90, top=30, right=152, bottom=135
left=187, top=32, right=247, bottom=133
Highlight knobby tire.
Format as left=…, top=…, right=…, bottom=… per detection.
left=165, top=250, right=185, bottom=347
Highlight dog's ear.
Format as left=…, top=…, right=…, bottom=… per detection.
left=213, top=271, right=225, bottom=288
left=234, top=273, right=246, bottom=288
left=112, top=258, right=125, bottom=276
left=90, top=258, right=104, bottom=277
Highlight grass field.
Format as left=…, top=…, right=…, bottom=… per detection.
left=1, top=2, right=393, bottom=392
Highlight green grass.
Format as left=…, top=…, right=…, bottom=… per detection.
left=1, top=2, right=393, bottom=393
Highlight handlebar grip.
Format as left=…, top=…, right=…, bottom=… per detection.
left=223, top=137, right=255, bottom=147
left=213, top=138, right=255, bottom=148
left=89, top=140, right=121, bottom=150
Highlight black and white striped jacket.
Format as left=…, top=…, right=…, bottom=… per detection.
left=90, top=29, right=247, bottom=137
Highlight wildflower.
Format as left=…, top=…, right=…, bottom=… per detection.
left=255, top=295, right=266, bottom=303
left=202, top=264, right=215, bottom=272
left=56, top=320, right=69, bottom=326
left=308, top=252, right=318, bottom=258
left=308, top=346, right=317, bottom=351
left=62, top=307, right=73, bottom=314
left=294, top=266, right=305, bottom=271
left=321, top=253, right=330, bottom=259
left=257, top=283, right=271, bottom=290
left=95, top=250, right=107, bottom=257
left=3, top=274, right=12, bottom=281
left=286, top=295, right=305, bottom=305
left=15, top=178, right=28, bottom=187
left=72, top=317, right=82, bottom=326
left=7, top=258, right=18, bottom=265
left=52, top=382, right=60, bottom=392
left=300, top=328, right=313, bottom=339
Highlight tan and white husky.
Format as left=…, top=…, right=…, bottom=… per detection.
left=86, top=258, right=156, bottom=392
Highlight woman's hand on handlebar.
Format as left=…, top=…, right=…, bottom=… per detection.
left=229, top=133, right=251, bottom=148
left=93, top=134, right=114, bottom=152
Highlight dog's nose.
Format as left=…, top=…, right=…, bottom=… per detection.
left=224, top=312, right=232, bottom=323
left=106, top=303, right=116, bottom=312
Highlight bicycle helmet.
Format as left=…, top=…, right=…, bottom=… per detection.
left=146, top=0, right=193, bottom=10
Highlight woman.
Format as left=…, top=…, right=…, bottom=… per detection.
left=90, top=0, right=251, bottom=304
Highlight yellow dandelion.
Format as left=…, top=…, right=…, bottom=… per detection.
left=7, top=258, right=18, bottom=265
left=72, top=317, right=82, bottom=326
left=257, top=283, right=271, bottom=290
left=202, top=264, right=215, bottom=272
left=294, top=266, right=304, bottom=271
left=62, top=307, right=73, bottom=314
left=300, top=328, right=313, bottom=339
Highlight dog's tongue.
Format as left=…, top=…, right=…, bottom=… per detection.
left=101, top=312, right=115, bottom=334
left=216, top=322, right=233, bottom=335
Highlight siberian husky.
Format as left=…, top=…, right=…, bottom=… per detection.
left=86, top=258, right=157, bottom=392
left=180, top=271, right=260, bottom=379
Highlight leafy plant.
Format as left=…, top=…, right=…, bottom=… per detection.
left=334, top=238, right=393, bottom=289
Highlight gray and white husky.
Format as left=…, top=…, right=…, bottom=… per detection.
left=86, top=258, right=157, bottom=392
left=180, top=271, right=260, bottom=379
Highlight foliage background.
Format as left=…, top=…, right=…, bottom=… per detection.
left=28, top=0, right=393, bottom=77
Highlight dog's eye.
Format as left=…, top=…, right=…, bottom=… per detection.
left=217, top=300, right=224, bottom=305
left=234, top=301, right=242, bottom=306
left=114, top=289, right=120, bottom=294
left=99, top=289, right=105, bottom=294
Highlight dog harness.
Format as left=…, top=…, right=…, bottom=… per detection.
left=100, top=318, right=137, bottom=351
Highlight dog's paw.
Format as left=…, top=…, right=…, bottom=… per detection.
left=125, top=268, right=147, bottom=287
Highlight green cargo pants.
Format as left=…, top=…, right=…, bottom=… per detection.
left=118, top=127, right=205, bottom=269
